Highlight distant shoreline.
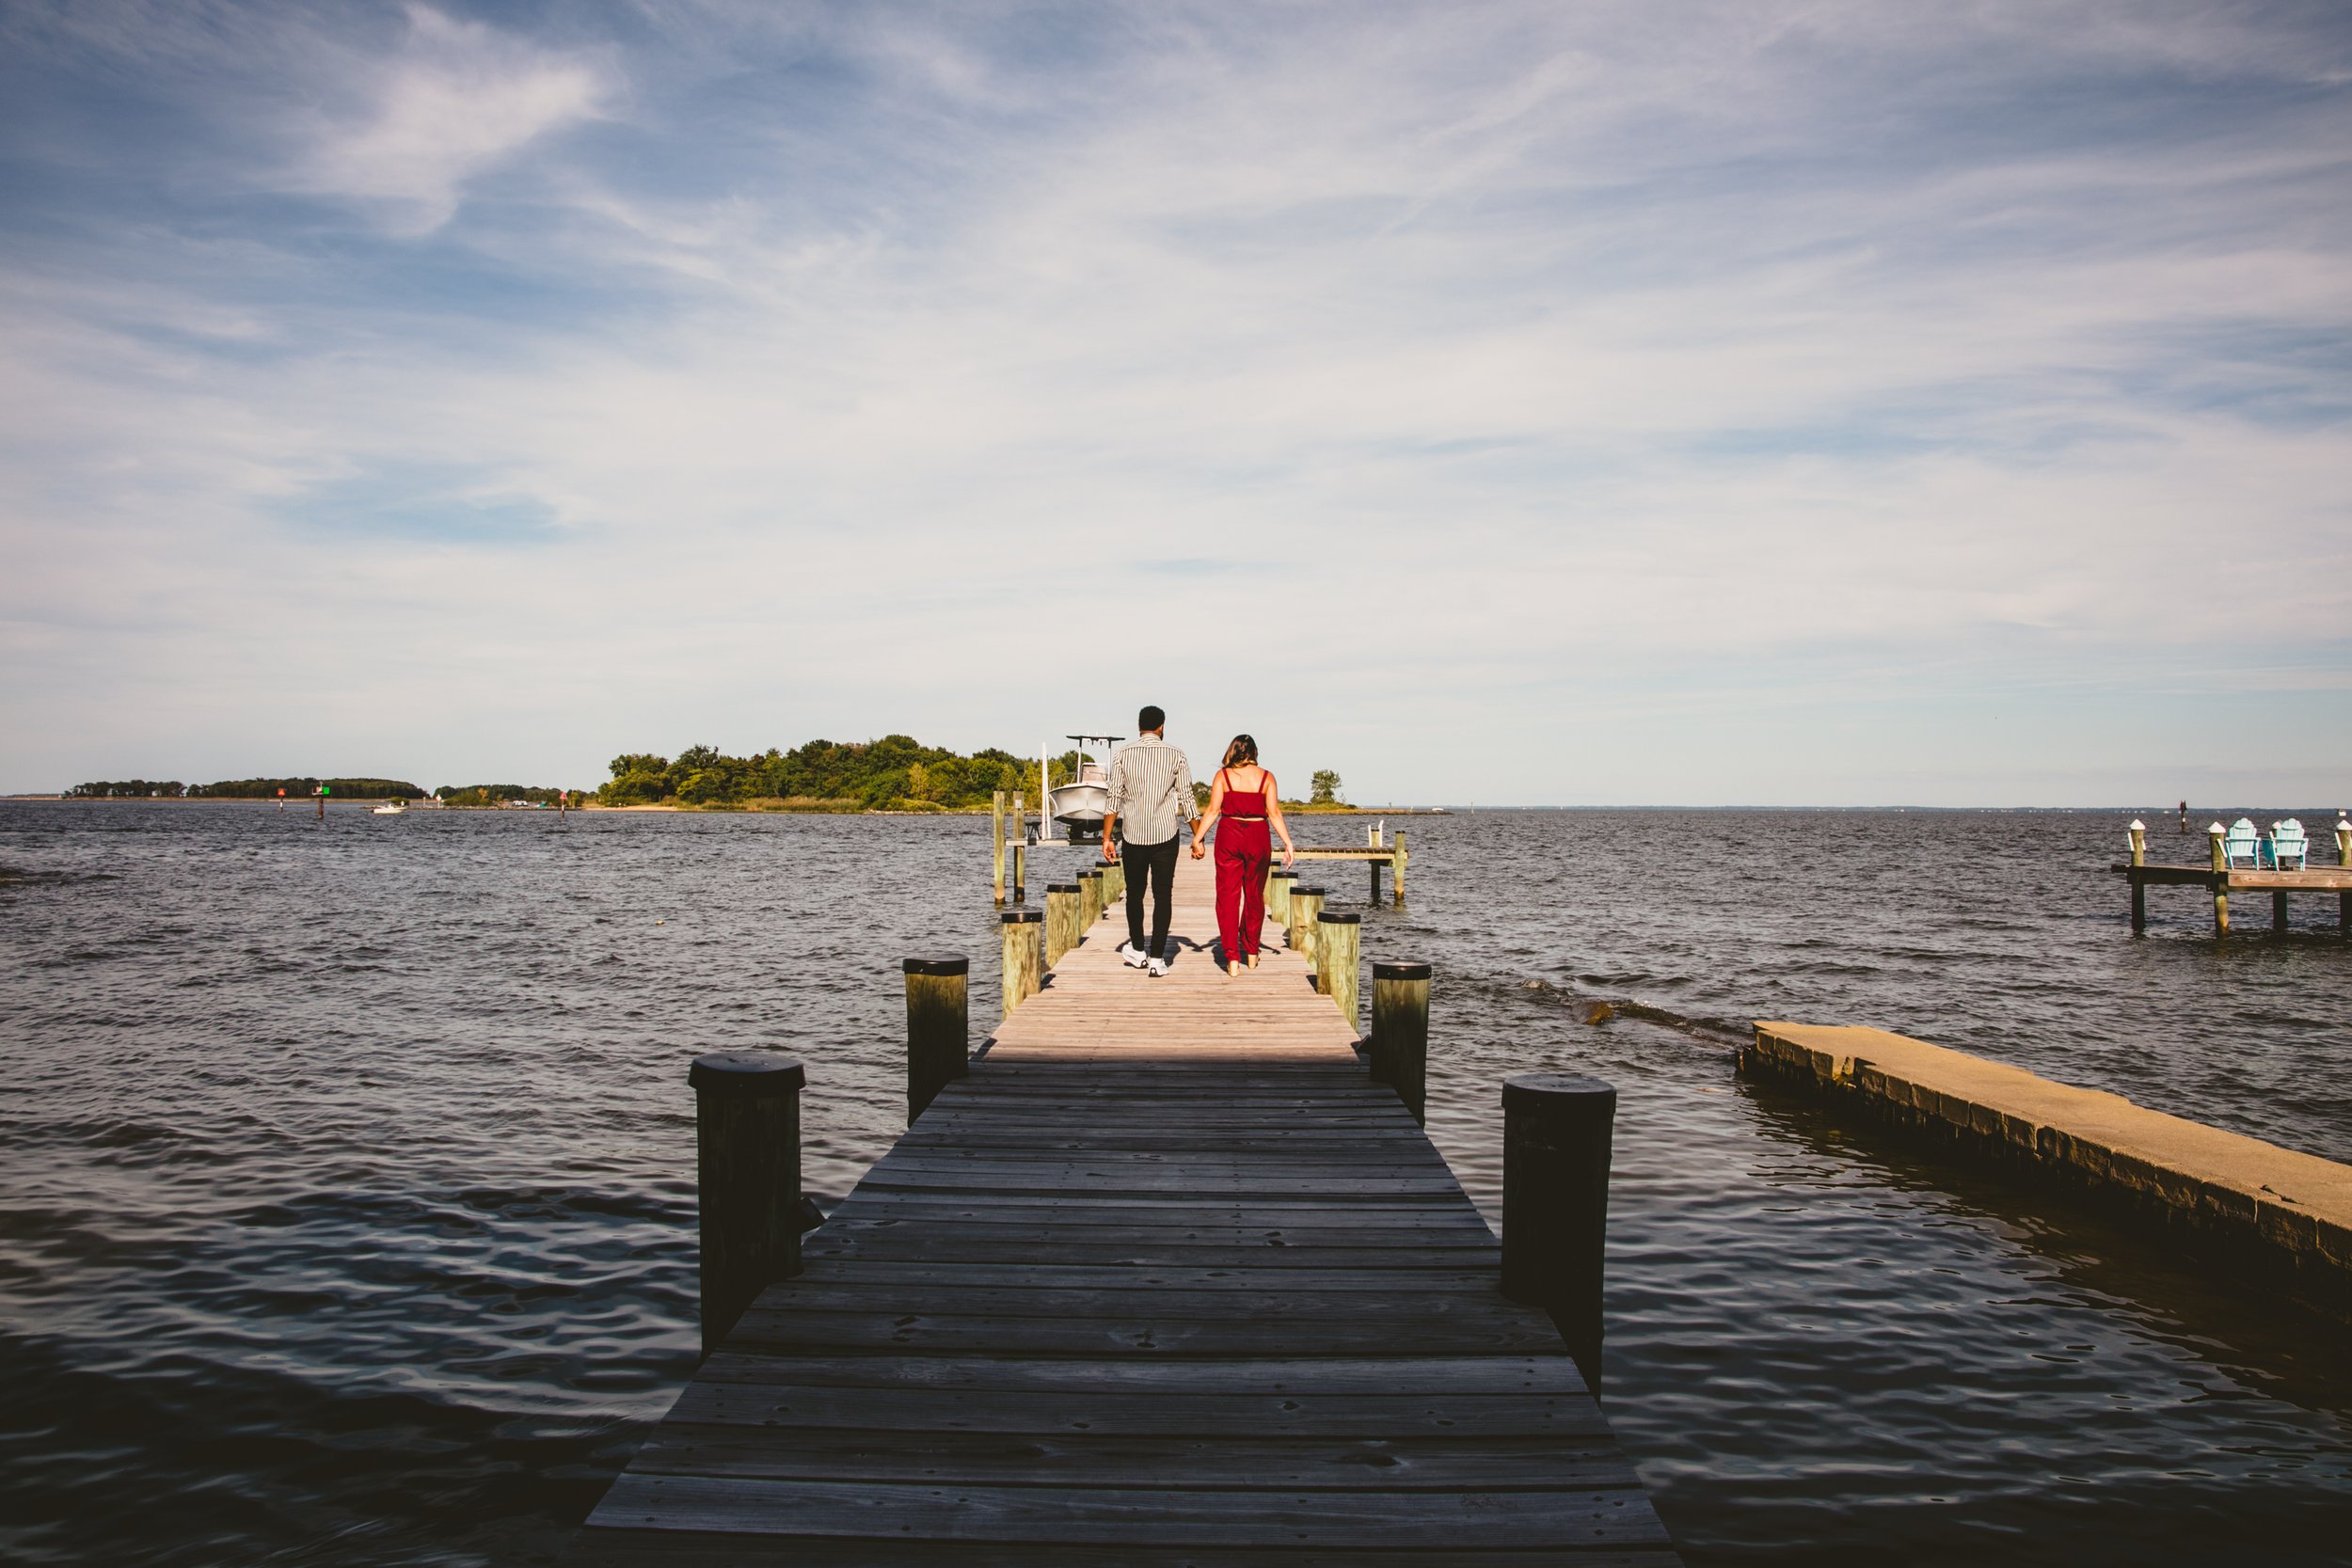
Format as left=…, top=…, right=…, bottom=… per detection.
left=600, top=802, right=1436, bottom=816
left=0, top=796, right=1442, bottom=816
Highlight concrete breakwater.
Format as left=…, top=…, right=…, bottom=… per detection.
left=1741, top=1022, right=2352, bottom=1313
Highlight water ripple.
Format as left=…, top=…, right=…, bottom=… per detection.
left=2, top=802, right=2348, bottom=1565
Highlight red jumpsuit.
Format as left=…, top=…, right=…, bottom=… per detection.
left=1212, top=769, right=1273, bottom=961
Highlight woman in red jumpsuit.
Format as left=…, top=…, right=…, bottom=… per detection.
left=1190, top=736, right=1296, bottom=977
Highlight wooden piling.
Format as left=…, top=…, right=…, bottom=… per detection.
left=1268, top=867, right=1295, bottom=926
left=1045, top=883, right=1081, bottom=968
left=902, top=957, right=968, bottom=1124
left=2209, top=823, right=2229, bottom=937
left=315, top=786, right=326, bottom=821
left=2274, top=889, right=2292, bottom=935
left=1501, top=1071, right=1616, bottom=1391
left=2127, top=818, right=2147, bottom=935
left=999, top=908, right=1043, bottom=1018
left=1393, top=831, right=1407, bottom=906
left=1011, top=792, right=1027, bottom=904
left=689, top=1051, right=805, bottom=1357
left=2339, top=819, right=2351, bottom=942
left=992, top=790, right=1007, bottom=906
left=1079, top=867, right=1104, bottom=928
left=1290, top=886, right=1326, bottom=980
left=1369, top=859, right=1382, bottom=905
left=1317, top=910, right=1360, bottom=1029
left=1371, top=959, right=1431, bottom=1125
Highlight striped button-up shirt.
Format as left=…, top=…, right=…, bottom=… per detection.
left=1104, top=736, right=1198, bottom=846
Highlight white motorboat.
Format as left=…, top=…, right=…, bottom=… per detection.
left=372, top=800, right=407, bottom=816
left=1042, top=735, right=1122, bottom=844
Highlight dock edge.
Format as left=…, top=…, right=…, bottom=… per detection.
left=1740, top=1022, right=2352, bottom=1315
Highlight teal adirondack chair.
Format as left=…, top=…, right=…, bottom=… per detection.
left=2223, top=817, right=2261, bottom=868
left=2269, top=819, right=2308, bottom=870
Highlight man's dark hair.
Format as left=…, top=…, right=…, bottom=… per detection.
left=1138, top=705, right=1165, bottom=733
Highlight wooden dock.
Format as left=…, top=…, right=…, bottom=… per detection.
left=567, top=854, right=1678, bottom=1564
left=2112, top=863, right=2352, bottom=938
left=1745, top=1022, right=2352, bottom=1314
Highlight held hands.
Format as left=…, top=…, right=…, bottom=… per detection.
left=1189, top=839, right=1205, bottom=859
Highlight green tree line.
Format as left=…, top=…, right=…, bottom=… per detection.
left=64, top=750, right=1354, bottom=812
left=64, top=780, right=187, bottom=798
left=600, top=737, right=1047, bottom=810
left=71, top=777, right=431, bottom=800
left=189, top=777, right=428, bottom=800
left=434, top=784, right=572, bottom=807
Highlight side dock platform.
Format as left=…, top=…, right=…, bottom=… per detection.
left=2112, top=816, right=2352, bottom=937
left=565, top=854, right=1678, bottom=1564
left=1742, top=1022, right=2352, bottom=1314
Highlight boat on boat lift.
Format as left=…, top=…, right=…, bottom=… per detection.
left=1042, top=735, right=1125, bottom=844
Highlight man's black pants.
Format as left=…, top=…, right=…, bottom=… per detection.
left=1121, top=835, right=1181, bottom=958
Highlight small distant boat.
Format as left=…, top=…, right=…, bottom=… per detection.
left=372, top=801, right=407, bottom=816
left=1427, top=807, right=1450, bottom=816
left=1043, top=735, right=1123, bottom=845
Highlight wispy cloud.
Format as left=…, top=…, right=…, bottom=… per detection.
left=0, top=0, right=2345, bottom=801
left=291, top=6, right=612, bottom=234
left=275, top=461, right=564, bottom=545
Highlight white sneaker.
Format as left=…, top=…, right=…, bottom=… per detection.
left=1119, top=942, right=1149, bottom=969
left=1147, top=956, right=1169, bottom=977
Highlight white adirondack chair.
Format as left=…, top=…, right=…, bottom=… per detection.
left=2223, top=817, right=2261, bottom=868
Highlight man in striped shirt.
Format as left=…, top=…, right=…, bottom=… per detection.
left=1101, top=705, right=1199, bottom=976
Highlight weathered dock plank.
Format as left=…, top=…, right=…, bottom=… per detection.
left=568, top=853, right=1677, bottom=1561
left=2114, top=861, right=2352, bottom=892
left=624, top=1426, right=1641, bottom=1489
left=587, top=1474, right=1668, bottom=1548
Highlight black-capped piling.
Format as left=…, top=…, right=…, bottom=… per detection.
left=1317, top=910, right=1360, bottom=1027
left=1371, top=959, right=1431, bottom=1124
left=903, top=956, right=968, bottom=1123
left=999, top=907, right=1043, bottom=1017
left=690, top=1051, right=806, bottom=1357
left=1501, top=1071, right=1617, bottom=1391
left=1289, top=885, right=1326, bottom=980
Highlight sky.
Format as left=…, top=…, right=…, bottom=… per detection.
left=2, top=0, right=2347, bottom=805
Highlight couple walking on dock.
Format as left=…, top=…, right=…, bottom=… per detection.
left=1099, top=705, right=1297, bottom=978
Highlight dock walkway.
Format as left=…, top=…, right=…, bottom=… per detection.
left=570, top=856, right=1677, bottom=1564
left=2113, top=858, right=2352, bottom=938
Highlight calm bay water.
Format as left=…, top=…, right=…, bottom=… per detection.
left=2, top=801, right=2349, bottom=1565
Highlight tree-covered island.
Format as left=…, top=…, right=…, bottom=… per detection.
left=56, top=743, right=1372, bottom=813
left=67, top=777, right=429, bottom=800
left=598, top=737, right=1041, bottom=810
left=595, top=739, right=1369, bottom=812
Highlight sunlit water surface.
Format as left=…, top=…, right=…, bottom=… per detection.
left=3, top=802, right=2348, bottom=1565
